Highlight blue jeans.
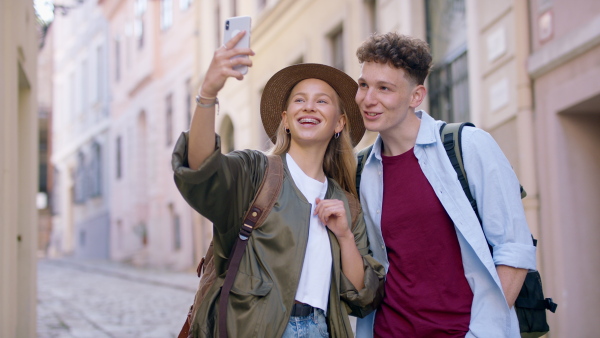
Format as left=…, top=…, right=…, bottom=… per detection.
left=282, top=308, right=329, bottom=338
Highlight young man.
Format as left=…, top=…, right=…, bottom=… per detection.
left=354, top=32, right=536, bottom=338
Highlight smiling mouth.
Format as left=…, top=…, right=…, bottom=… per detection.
left=298, top=118, right=321, bottom=125
left=364, top=112, right=380, bottom=117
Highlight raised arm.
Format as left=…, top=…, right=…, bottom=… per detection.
left=188, top=31, right=254, bottom=170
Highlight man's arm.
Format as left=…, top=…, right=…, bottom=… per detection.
left=496, top=265, right=528, bottom=307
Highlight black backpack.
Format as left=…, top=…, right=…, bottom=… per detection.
left=355, top=123, right=557, bottom=337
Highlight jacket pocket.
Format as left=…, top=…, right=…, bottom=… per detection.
left=227, top=271, right=274, bottom=337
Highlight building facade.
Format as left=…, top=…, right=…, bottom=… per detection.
left=0, top=0, right=39, bottom=337
left=49, top=0, right=111, bottom=259
left=99, top=0, right=199, bottom=269
left=527, top=1, right=600, bottom=336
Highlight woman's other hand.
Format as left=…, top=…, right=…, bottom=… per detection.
left=314, top=198, right=352, bottom=239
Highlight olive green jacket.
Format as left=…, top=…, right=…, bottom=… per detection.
left=172, top=133, right=385, bottom=337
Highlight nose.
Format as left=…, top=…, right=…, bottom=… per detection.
left=358, top=88, right=376, bottom=107
left=303, top=99, right=316, bottom=111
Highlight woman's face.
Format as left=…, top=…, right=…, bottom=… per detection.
left=282, top=78, right=346, bottom=147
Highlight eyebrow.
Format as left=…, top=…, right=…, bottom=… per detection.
left=357, top=78, right=397, bottom=88
left=291, top=92, right=334, bottom=99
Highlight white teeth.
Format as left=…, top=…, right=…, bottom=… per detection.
left=299, top=118, right=320, bottom=124
left=367, top=113, right=378, bottom=116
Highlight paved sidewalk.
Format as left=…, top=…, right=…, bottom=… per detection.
left=37, top=257, right=199, bottom=338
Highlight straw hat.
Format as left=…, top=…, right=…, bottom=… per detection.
left=260, top=63, right=365, bottom=147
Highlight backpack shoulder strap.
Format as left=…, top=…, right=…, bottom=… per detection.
left=240, top=154, right=284, bottom=234
left=356, top=144, right=374, bottom=196
left=218, top=154, right=283, bottom=338
left=440, top=122, right=481, bottom=223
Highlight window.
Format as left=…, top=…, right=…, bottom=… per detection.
left=258, top=0, right=266, bottom=10
left=74, top=152, right=86, bottom=204
left=95, top=45, right=103, bottom=102
left=291, top=56, right=304, bottom=65
left=80, top=59, right=87, bottom=114
left=70, top=72, right=76, bottom=118
left=185, top=79, right=192, bottom=128
left=116, top=136, right=122, bottom=179
left=51, top=167, right=60, bottom=215
left=116, top=219, right=123, bottom=249
left=134, top=0, right=146, bottom=48
left=426, top=0, right=470, bottom=122
left=329, top=27, right=345, bottom=71
left=90, top=143, right=102, bottom=197
left=114, top=38, right=120, bottom=82
left=215, top=4, right=221, bottom=48
left=79, top=230, right=86, bottom=247
left=364, top=0, right=377, bottom=35
left=169, top=204, right=182, bottom=250
left=180, top=0, right=192, bottom=10
left=160, top=0, right=173, bottom=30
left=165, top=94, right=173, bottom=146
left=230, top=0, right=236, bottom=16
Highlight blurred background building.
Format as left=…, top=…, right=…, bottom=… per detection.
left=0, top=0, right=594, bottom=336
left=1, top=1, right=39, bottom=337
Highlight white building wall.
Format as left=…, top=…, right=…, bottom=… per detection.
left=50, top=0, right=111, bottom=259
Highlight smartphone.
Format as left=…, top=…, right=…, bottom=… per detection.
left=223, top=16, right=252, bottom=75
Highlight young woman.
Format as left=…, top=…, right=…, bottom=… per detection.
left=172, top=32, right=384, bottom=338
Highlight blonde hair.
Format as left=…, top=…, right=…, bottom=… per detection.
left=268, top=107, right=358, bottom=199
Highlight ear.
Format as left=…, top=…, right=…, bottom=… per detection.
left=281, top=111, right=289, bottom=129
left=409, top=84, right=427, bottom=109
left=334, top=113, right=346, bottom=134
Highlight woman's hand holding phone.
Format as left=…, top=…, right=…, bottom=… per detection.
left=200, top=31, right=254, bottom=98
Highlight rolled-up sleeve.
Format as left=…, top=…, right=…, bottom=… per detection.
left=340, top=208, right=386, bottom=318
left=171, top=132, right=265, bottom=235
left=462, top=128, right=537, bottom=271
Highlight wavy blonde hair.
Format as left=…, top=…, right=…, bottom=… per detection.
left=268, top=103, right=358, bottom=199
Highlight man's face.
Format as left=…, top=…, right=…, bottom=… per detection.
left=355, top=61, right=421, bottom=136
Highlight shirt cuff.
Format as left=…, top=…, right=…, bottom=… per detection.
left=492, top=242, right=537, bottom=271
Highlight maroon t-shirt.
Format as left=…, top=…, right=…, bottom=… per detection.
left=374, top=148, right=473, bottom=338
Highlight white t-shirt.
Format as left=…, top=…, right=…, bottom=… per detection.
left=286, top=153, right=333, bottom=314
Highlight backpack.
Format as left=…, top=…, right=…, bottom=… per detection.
left=179, top=154, right=284, bottom=338
left=440, top=122, right=557, bottom=337
left=355, top=123, right=557, bottom=337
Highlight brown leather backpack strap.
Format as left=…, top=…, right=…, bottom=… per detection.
left=218, top=154, right=283, bottom=338
left=178, top=306, right=193, bottom=338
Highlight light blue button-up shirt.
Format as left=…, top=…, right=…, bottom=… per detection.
left=355, top=111, right=536, bottom=338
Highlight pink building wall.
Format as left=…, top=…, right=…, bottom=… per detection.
left=528, top=0, right=600, bottom=336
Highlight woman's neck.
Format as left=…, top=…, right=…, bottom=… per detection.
left=287, top=143, right=327, bottom=183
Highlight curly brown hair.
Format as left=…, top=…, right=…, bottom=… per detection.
left=356, top=32, right=433, bottom=85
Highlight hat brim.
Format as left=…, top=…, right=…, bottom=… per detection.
left=260, top=63, right=365, bottom=147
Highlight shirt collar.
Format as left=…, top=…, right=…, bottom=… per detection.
left=367, top=110, right=437, bottom=164
left=414, top=110, right=438, bottom=146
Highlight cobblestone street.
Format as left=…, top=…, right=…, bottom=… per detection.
left=37, top=258, right=198, bottom=338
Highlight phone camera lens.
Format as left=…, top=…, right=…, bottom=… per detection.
left=225, top=21, right=229, bottom=30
